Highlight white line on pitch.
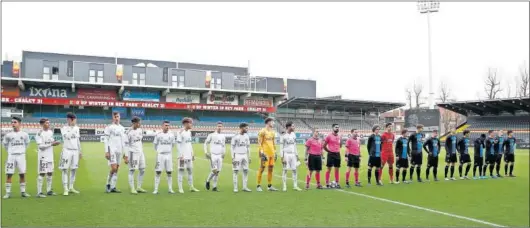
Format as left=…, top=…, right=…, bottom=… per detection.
left=197, top=157, right=506, bottom=227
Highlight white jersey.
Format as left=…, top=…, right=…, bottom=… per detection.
left=2, top=131, right=30, bottom=155
left=61, top=125, right=80, bottom=151
left=153, top=131, right=175, bottom=154
left=280, top=132, right=297, bottom=157
left=204, top=132, right=226, bottom=155
left=104, top=123, right=126, bottom=153
left=231, top=133, right=250, bottom=156
left=35, top=129, right=55, bottom=156
left=177, top=129, right=193, bottom=159
left=125, top=128, right=144, bottom=153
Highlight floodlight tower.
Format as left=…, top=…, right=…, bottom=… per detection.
left=417, top=0, right=439, bottom=109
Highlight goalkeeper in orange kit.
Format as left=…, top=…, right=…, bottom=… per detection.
left=256, top=117, right=278, bottom=192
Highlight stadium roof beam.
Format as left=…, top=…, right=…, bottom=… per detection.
left=277, top=97, right=404, bottom=113
left=437, top=97, right=530, bottom=116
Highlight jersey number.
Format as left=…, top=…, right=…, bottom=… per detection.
left=6, top=163, right=14, bottom=169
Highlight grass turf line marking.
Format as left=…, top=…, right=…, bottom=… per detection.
left=197, top=157, right=506, bottom=227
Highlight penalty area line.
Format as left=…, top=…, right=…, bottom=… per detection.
left=197, top=157, right=505, bottom=227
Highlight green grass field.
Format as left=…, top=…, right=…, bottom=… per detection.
left=1, top=142, right=529, bottom=227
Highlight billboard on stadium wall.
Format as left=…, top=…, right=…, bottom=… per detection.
left=20, top=86, right=76, bottom=98
left=243, top=97, right=273, bottom=107
left=207, top=94, right=238, bottom=105
left=77, top=88, right=117, bottom=101
left=165, top=92, right=200, bottom=104
left=122, top=90, right=160, bottom=102
left=1, top=85, right=20, bottom=97
left=404, top=109, right=440, bottom=131
left=0, top=97, right=276, bottom=113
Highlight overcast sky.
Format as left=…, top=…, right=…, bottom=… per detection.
left=2, top=2, right=528, bottom=104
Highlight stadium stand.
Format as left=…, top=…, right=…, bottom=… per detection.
left=438, top=97, right=530, bottom=143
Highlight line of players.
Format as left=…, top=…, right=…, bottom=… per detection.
left=2, top=113, right=518, bottom=198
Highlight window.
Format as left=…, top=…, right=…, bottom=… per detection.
left=97, top=70, right=104, bottom=83
left=132, top=73, right=138, bottom=85
left=67, top=61, right=73, bottom=77
left=179, top=75, right=185, bottom=88
left=52, top=67, right=59, bottom=80
left=162, top=67, right=168, bottom=82
left=171, top=70, right=185, bottom=88
left=211, top=77, right=222, bottom=89
left=172, top=75, right=178, bottom=88
left=139, top=73, right=145, bottom=85
left=89, top=70, right=96, bottom=83
left=43, top=67, right=50, bottom=80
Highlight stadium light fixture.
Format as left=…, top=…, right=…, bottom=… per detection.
left=417, top=0, right=439, bottom=109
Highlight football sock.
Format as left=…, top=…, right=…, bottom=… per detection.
left=20, top=182, right=26, bottom=193
left=334, top=168, right=339, bottom=183
left=292, top=170, right=298, bottom=188
left=325, top=170, right=331, bottom=184
left=409, top=167, right=414, bottom=180
left=62, top=170, right=69, bottom=191
left=46, top=175, right=53, bottom=192
left=267, top=167, right=273, bottom=185
left=495, top=163, right=501, bottom=175
left=315, top=172, right=321, bottom=185
left=242, top=170, right=249, bottom=188
left=450, top=166, right=455, bottom=178
left=178, top=169, right=184, bottom=190
left=137, top=169, right=145, bottom=189
left=37, top=175, right=44, bottom=193
left=5, top=183, right=11, bottom=194
left=69, top=169, right=77, bottom=189
left=444, top=165, right=449, bottom=178
left=416, top=166, right=421, bottom=180
left=345, top=171, right=351, bottom=184
left=257, top=166, right=264, bottom=186
left=509, top=164, right=514, bottom=175
left=375, top=168, right=380, bottom=183
left=402, top=169, right=407, bottom=182
left=212, top=174, right=219, bottom=188
left=458, top=165, right=463, bottom=177
left=504, top=164, right=508, bottom=175
left=367, top=168, right=372, bottom=183
left=207, top=172, right=215, bottom=182
left=489, top=164, right=494, bottom=176
left=354, top=169, right=359, bottom=183
left=426, top=167, right=430, bottom=179
left=233, top=170, right=239, bottom=190
left=389, top=167, right=394, bottom=182
left=282, top=169, right=288, bottom=188
left=465, top=164, right=471, bottom=176
left=128, top=170, right=135, bottom=190
left=396, top=169, right=400, bottom=181
left=167, top=173, right=173, bottom=190
left=306, top=173, right=311, bottom=185
left=154, top=173, right=161, bottom=191
left=186, top=168, right=193, bottom=186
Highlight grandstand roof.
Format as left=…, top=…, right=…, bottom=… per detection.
left=277, top=97, right=405, bottom=113
left=437, top=97, right=530, bottom=116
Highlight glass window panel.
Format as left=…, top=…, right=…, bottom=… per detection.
left=89, top=70, right=96, bottom=77
left=43, top=67, right=50, bottom=74
left=133, top=73, right=138, bottom=79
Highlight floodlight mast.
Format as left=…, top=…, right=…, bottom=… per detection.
left=417, top=0, right=439, bottom=109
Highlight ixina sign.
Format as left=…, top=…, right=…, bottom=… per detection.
left=1, top=97, right=276, bottom=113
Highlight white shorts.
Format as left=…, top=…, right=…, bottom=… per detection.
left=128, top=152, right=146, bottom=170
left=59, top=149, right=79, bottom=170
left=210, top=154, right=224, bottom=172
left=155, top=153, right=173, bottom=172
left=178, top=158, right=193, bottom=170
left=38, top=153, right=54, bottom=174
left=282, top=153, right=298, bottom=170
left=232, top=154, right=249, bottom=171
left=108, top=152, right=122, bottom=166
left=5, top=154, right=26, bottom=175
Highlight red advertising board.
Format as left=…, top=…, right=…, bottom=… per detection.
left=0, top=96, right=276, bottom=113
left=1, top=85, right=20, bottom=97
left=77, top=88, right=117, bottom=101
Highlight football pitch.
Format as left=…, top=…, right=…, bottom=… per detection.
left=1, top=142, right=529, bottom=227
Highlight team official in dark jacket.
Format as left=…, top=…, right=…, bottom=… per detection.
left=457, top=130, right=472, bottom=179
left=423, top=130, right=441, bottom=181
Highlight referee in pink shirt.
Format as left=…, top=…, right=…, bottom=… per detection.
left=323, top=124, right=342, bottom=188
left=304, top=130, right=324, bottom=189
left=345, top=129, right=362, bottom=187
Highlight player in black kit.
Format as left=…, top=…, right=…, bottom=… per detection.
left=457, top=130, right=472, bottom=179
left=503, top=130, right=517, bottom=177
left=394, top=130, right=410, bottom=184
left=473, top=134, right=486, bottom=179
left=408, top=124, right=424, bottom=183
left=444, top=130, right=458, bottom=181
left=423, top=130, right=441, bottom=181
left=484, top=130, right=498, bottom=179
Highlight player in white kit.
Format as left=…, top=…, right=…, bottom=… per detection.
left=231, top=122, right=252, bottom=193
left=125, top=116, right=147, bottom=194
left=104, top=111, right=127, bottom=193
left=153, top=120, right=176, bottom=194
left=176, top=117, right=199, bottom=193
left=3, top=117, right=31, bottom=199
left=35, top=118, right=61, bottom=198
left=59, top=113, right=82, bottom=196
left=204, top=122, right=226, bottom=191
left=280, top=121, right=302, bottom=191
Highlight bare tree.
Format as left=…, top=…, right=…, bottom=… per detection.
left=484, top=68, right=502, bottom=99
left=517, top=66, right=529, bottom=97
left=405, top=88, right=413, bottom=109
left=439, top=81, right=451, bottom=103
left=413, top=81, right=424, bottom=109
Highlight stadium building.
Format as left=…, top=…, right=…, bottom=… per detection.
left=1, top=51, right=405, bottom=143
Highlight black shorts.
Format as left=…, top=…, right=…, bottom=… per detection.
left=445, top=154, right=457, bottom=163
left=504, top=153, right=515, bottom=163
left=368, top=156, right=381, bottom=168
left=326, top=152, right=341, bottom=168
left=308, top=154, right=322, bottom=171
left=495, top=154, right=503, bottom=163
left=486, top=154, right=496, bottom=164
left=427, top=156, right=439, bottom=167
left=411, top=153, right=422, bottom=165
left=347, top=154, right=360, bottom=168
left=459, top=154, right=471, bottom=164
left=474, top=156, right=484, bottom=167
left=396, top=157, right=409, bottom=169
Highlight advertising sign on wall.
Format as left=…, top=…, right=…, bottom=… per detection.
left=207, top=94, right=238, bottom=106
left=131, top=108, right=145, bottom=117
left=166, top=92, right=200, bottom=104
left=112, top=107, right=127, bottom=117
left=405, top=109, right=440, bottom=129
left=244, top=97, right=273, bottom=107
left=116, top=64, right=124, bottom=83
left=1, top=85, right=20, bottom=97
left=21, top=86, right=76, bottom=98
left=297, top=109, right=315, bottom=114
left=1, top=97, right=276, bottom=113
left=12, top=61, right=20, bottom=77
left=122, top=90, right=160, bottom=102
left=77, top=88, right=117, bottom=101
